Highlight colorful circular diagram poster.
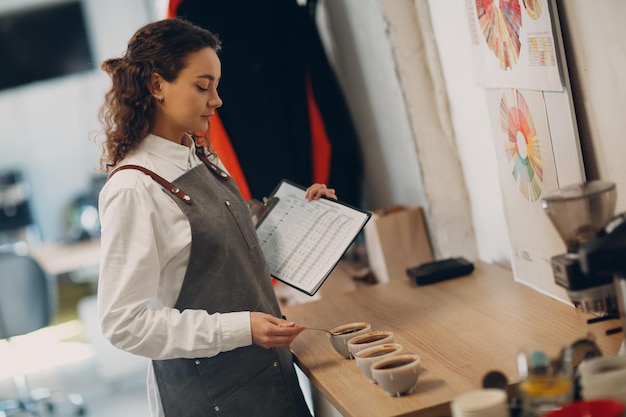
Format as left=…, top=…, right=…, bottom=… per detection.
left=488, top=88, right=567, bottom=300
left=476, top=0, right=522, bottom=71
left=470, top=0, right=562, bottom=91
left=499, top=88, right=555, bottom=201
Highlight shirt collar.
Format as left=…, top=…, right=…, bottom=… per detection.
left=138, top=133, right=198, bottom=170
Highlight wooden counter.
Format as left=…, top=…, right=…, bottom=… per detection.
left=30, top=238, right=100, bottom=277
left=281, top=261, right=623, bottom=417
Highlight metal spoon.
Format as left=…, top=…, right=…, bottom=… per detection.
left=306, top=327, right=337, bottom=335
left=306, top=327, right=366, bottom=336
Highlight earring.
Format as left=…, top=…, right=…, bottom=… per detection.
left=158, top=96, right=164, bottom=104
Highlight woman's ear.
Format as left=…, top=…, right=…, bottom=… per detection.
left=149, top=73, right=164, bottom=101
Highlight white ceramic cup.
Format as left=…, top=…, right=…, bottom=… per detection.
left=327, top=322, right=372, bottom=359
left=347, top=330, right=394, bottom=358
left=581, top=385, right=626, bottom=404
left=579, top=355, right=626, bottom=388
left=579, top=356, right=626, bottom=404
left=354, top=343, right=404, bottom=383
left=450, top=388, right=510, bottom=417
left=371, top=353, right=421, bottom=397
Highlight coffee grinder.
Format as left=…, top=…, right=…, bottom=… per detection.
left=541, top=180, right=626, bottom=353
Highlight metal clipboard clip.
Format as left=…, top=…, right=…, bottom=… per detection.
left=248, top=196, right=280, bottom=227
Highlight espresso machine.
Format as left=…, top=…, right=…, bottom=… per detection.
left=541, top=180, right=626, bottom=354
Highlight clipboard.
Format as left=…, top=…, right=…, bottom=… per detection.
left=255, top=179, right=371, bottom=296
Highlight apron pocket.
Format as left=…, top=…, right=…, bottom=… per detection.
left=210, top=359, right=295, bottom=417
left=225, top=200, right=259, bottom=250
left=194, top=347, right=297, bottom=417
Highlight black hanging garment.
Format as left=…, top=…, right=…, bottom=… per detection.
left=173, top=0, right=364, bottom=208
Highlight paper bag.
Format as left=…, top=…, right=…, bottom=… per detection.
left=364, top=206, right=433, bottom=283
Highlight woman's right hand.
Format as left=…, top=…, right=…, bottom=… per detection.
left=250, top=312, right=306, bottom=349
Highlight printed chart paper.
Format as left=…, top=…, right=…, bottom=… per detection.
left=486, top=88, right=575, bottom=301
left=256, top=180, right=371, bottom=296
left=467, top=0, right=563, bottom=91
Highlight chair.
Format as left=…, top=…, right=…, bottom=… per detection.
left=0, top=252, right=86, bottom=416
left=0, top=169, right=42, bottom=254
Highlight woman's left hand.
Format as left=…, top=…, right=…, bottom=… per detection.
left=305, top=183, right=337, bottom=201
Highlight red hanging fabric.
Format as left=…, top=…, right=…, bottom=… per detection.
left=166, top=0, right=183, bottom=17
left=305, top=72, right=332, bottom=185
left=206, top=112, right=252, bottom=200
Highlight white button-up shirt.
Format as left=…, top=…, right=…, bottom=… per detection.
left=97, top=134, right=251, bottom=417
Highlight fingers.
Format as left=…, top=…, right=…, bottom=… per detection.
left=305, top=183, right=337, bottom=201
left=250, top=312, right=306, bottom=349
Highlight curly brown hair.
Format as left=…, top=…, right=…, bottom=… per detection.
left=98, top=18, right=221, bottom=171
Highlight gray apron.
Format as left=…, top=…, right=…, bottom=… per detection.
left=110, top=151, right=312, bottom=417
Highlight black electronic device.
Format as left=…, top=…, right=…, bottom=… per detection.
left=0, top=1, right=94, bottom=91
left=406, top=257, right=474, bottom=286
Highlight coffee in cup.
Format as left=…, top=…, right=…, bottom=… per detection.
left=371, top=353, right=421, bottom=397
left=347, top=330, right=394, bottom=358
left=354, top=343, right=403, bottom=383
left=327, top=322, right=372, bottom=359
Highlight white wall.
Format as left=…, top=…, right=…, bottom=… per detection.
left=321, top=0, right=626, bottom=283
left=425, top=0, right=626, bottom=266
left=0, top=0, right=151, bottom=242
left=425, top=0, right=512, bottom=265
left=556, top=0, right=626, bottom=210
left=316, top=0, right=428, bottom=210
left=424, top=0, right=626, bottom=293
left=317, top=0, right=480, bottom=261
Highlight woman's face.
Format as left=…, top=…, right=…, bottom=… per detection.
left=151, top=47, right=222, bottom=143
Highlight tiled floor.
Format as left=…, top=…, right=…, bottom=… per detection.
left=0, top=320, right=150, bottom=417
left=0, top=320, right=149, bottom=417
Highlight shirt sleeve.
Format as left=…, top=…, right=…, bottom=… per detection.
left=97, top=174, right=252, bottom=360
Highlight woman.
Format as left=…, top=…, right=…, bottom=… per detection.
left=97, top=18, right=334, bottom=417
